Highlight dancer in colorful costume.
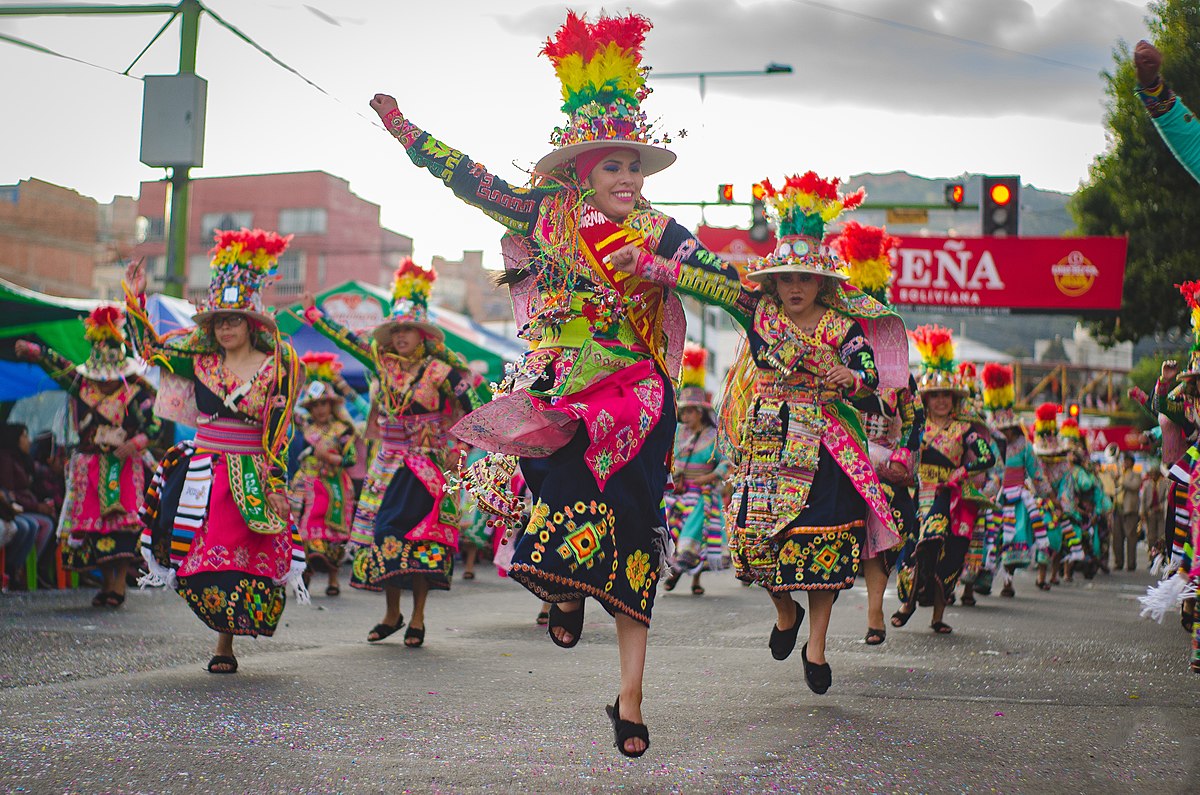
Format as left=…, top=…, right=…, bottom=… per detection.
left=627, top=171, right=903, bottom=694
left=662, top=343, right=729, bottom=596
left=1032, top=403, right=1078, bottom=590
left=893, top=326, right=996, bottom=634
left=123, top=230, right=305, bottom=674
left=1060, top=418, right=1109, bottom=580
left=303, top=259, right=479, bottom=648
left=290, top=352, right=358, bottom=597
left=833, top=221, right=920, bottom=645
left=1139, top=280, right=1200, bottom=672
left=14, top=307, right=159, bottom=608
left=368, top=11, right=749, bottom=755
left=1133, top=40, right=1200, bottom=184
left=982, top=364, right=1053, bottom=599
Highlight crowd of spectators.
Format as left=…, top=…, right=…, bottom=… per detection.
left=0, top=424, right=67, bottom=590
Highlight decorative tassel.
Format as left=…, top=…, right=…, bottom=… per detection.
left=285, top=560, right=311, bottom=605
left=1138, top=574, right=1192, bottom=623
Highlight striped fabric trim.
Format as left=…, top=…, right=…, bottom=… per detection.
left=380, top=415, right=446, bottom=448
left=170, top=453, right=213, bottom=568
left=195, top=419, right=265, bottom=455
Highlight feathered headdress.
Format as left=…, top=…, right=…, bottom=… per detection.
left=677, top=341, right=713, bottom=410
left=1176, top=280, right=1200, bottom=379
left=1034, top=403, right=1060, bottom=436
left=1061, top=417, right=1082, bottom=440
left=911, top=324, right=964, bottom=395
left=744, top=172, right=864, bottom=283
left=194, top=228, right=292, bottom=332
left=299, top=351, right=345, bottom=408
left=374, top=258, right=444, bottom=346
left=830, top=221, right=898, bottom=304
left=78, top=305, right=137, bottom=380
left=535, top=11, right=674, bottom=177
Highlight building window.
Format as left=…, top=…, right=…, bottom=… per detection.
left=275, top=250, right=305, bottom=295
left=278, top=208, right=327, bottom=236
left=201, top=211, right=253, bottom=243
left=137, top=216, right=165, bottom=243
left=317, top=254, right=326, bottom=284
left=187, top=254, right=210, bottom=289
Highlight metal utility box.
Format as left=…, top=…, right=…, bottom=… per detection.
left=140, top=74, right=207, bottom=168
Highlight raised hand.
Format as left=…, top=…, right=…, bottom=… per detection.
left=124, top=259, right=147, bottom=295
left=1161, top=359, right=1180, bottom=383
left=370, top=93, right=399, bottom=119
left=13, top=339, right=39, bottom=361
left=1133, top=40, right=1163, bottom=88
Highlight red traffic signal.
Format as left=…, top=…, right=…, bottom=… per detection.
left=981, top=176, right=1020, bottom=237
left=944, top=183, right=965, bottom=206
left=717, top=184, right=734, bottom=204
left=989, top=183, right=1012, bottom=206
left=1068, top=402, right=1080, bottom=419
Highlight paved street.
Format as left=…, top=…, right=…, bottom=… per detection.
left=1, top=564, right=1197, bottom=794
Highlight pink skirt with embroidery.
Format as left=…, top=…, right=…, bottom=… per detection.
left=60, top=452, right=144, bottom=536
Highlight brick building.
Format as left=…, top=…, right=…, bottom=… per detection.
left=134, top=171, right=413, bottom=306
left=0, top=178, right=135, bottom=299
left=430, top=250, right=512, bottom=324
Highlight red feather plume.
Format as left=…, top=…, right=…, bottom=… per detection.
left=981, top=362, right=1013, bottom=389
left=1035, top=402, right=1060, bottom=422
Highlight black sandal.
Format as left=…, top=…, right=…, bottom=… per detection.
left=691, top=584, right=705, bottom=596
left=91, top=591, right=110, bottom=608
left=548, top=601, right=585, bottom=649
left=890, top=608, right=914, bottom=628
left=931, top=621, right=953, bottom=634
left=325, top=585, right=340, bottom=597
left=104, top=592, right=126, bottom=608
left=207, top=655, right=238, bottom=674
left=662, top=569, right=682, bottom=592
left=367, top=618, right=404, bottom=643
left=865, top=627, right=886, bottom=646
left=800, top=643, right=832, bottom=694
left=768, top=598, right=805, bottom=660
left=462, top=571, right=476, bottom=580
left=404, top=626, right=425, bottom=647
left=1000, top=584, right=1015, bottom=598
left=535, top=609, right=550, bottom=626
left=606, top=697, right=650, bottom=758
left=960, top=594, right=976, bottom=607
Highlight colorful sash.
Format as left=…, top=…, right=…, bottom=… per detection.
left=99, top=453, right=124, bottom=516
left=195, top=421, right=286, bottom=535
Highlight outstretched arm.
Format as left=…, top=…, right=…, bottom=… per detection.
left=13, top=340, right=82, bottom=396
left=301, top=294, right=375, bottom=371
left=370, top=94, right=552, bottom=234
left=1134, top=40, right=1200, bottom=184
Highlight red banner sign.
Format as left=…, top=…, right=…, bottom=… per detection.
left=1082, top=424, right=1147, bottom=453
left=890, top=236, right=1127, bottom=312
left=694, top=227, right=1128, bottom=314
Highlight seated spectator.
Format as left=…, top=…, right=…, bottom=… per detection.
left=0, top=424, right=56, bottom=589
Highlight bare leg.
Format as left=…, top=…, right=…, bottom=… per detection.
left=931, top=584, right=948, bottom=626
left=805, top=591, right=836, bottom=664
left=110, top=561, right=129, bottom=597
left=407, top=575, right=429, bottom=645
left=770, top=588, right=799, bottom=630
left=327, top=561, right=339, bottom=591
left=863, top=554, right=887, bottom=630
left=691, top=572, right=703, bottom=594
left=211, top=632, right=235, bottom=671
left=613, top=613, right=648, bottom=755
left=463, top=543, right=478, bottom=577
left=549, top=598, right=583, bottom=646
left=382, top=585, right=403, bottom=625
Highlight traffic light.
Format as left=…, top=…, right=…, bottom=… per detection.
left=944, top=183, right=964, bottom=207
left=717, top=184, right=734, bottom=204
left=981, top=176, right=1019, bottom=237
left=1068, top=402, right=1080, bottom=420
left=749, top=194, right=770, bottom=242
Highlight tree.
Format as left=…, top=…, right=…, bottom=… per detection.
left=1071, top=0, right=1200, bottom=345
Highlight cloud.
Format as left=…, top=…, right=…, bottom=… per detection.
left=497, top=0, right=1151, bottom=122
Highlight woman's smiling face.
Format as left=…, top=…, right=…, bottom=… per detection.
left=585, top=149, right=644, bottom=221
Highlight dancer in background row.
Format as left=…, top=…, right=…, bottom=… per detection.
left=834, top=221, right=920, bottom=646
left=303, top=259, right=480, bottom=648
left=124, top=229, right=305, bottom=674
left=894, top=326, right=995, bottom=635
left=15, top=307, right=159, bottom=608
left=290, top=352, right=359, bottom=597
left=663, top=343, right=729, bottom=596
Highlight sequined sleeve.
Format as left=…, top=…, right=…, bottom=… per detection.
left=303, top=306, right=375, bottom=371
left=1136, top=80, right=1200, bottom=184
left=1153, top=378, right=1194, bottom=431
left=635, top=219, right=758, bottom=329
left=25, top=345, right=82, bottom=396
left=382, top=109, right=552, bottom=233
left=898, top=374, right=924, bottom=457
left=838, top=320, right=878, bottom=397
left=962, top=427, right=997, bottom=474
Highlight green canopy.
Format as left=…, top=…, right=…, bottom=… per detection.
left=0, top=276, right=99, bottom=362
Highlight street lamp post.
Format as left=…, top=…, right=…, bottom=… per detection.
left=651, top=62, right=793, bottom=100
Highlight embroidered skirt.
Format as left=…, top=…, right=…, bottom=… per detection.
left=507, top=385, right=675, bottom=626
left=731, top=446, right=868, bottom=592
left=296, top=471, right=353, bottom=571
left=896, top=484, right=971, bottom=606
left=60, top=452, right=145, bottom=570
left=350, top=437, right=456, bottom=592
left=664, top=484, right=727, bottom=575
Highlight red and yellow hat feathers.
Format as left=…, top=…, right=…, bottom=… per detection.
left=541, top=12, right=650, bottom=117
left=1034, top=402, right=1060, bottom=437
left=392, top=257, right=436, bottom=307
left=300, top=350, right=343, bottom=382
left=210, top=228, right=291, bottom=276
left=1061, top=417, right=1081, bottom=440
left=911, top=324, right=955, bottom=374
left=981, top=363, right=1015, bottom=411
left=680, top=342, right=707, bottom=390
left=83, top=305, right=127, bottom=345
left=753, top=172, right=865, bottom=239
left=830, top=221, right=898, bottom=301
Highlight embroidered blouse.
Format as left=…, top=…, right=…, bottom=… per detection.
left=920, top=418, right=997, bottom=483
left=851, top=373, right=923, bottom=474
left=24, top=344, right=159, bottom=455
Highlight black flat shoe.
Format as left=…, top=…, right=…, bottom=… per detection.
left=768, top=598, right=805, bottom=660
left=367, top=618, right=404, bottom=643
left=91, top=591, right=110, bottom=608
left=606, top=697, right=649, bottom=758
left=548, top=601, right=585, bottom=648
left=404, top=626, right=425, bottom=647
left=865, top=627, right=886, bottom=646
left=801, top=643, right=832, bottom=695
left=890, top=608, right=914, bottom=628
left=104, top=592, right=126, bottom=608
left=931, top=621, right=953, bottom=635
left=207, top=655, right=238, bottom=674
left=662, top=569, right=682, bottom=592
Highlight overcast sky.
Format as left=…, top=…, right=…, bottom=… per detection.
left=0, top=0, right=1152, bottom=270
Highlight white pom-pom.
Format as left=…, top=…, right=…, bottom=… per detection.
left=1137, top=575, right=1191, bottom=623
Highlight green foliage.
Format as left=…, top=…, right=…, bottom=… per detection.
left=1071, top=0, right=1200, bottom=344
left=1121, top=352, right=1182, bottom=427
